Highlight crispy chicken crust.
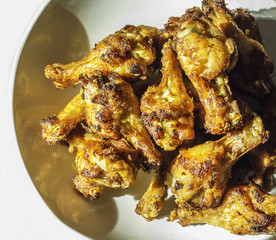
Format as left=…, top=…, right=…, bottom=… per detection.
left=40, top=1, right=276, bottom=236
left=170, top=184, right=276, bottom=235
left=165, top=112, right=268, bottom=209
left=67, top=128, right=141, bottom=200
left=140, top=40, right=194, bottom=151
left=202, top=0, right=274, bottom=96
left=135, top=169, right=167, bottom=221
left=164, top=7, right=243, bottom=135
left=45, top=25, right=161, bottom=89
left=82, top=72, right=162, bottom=171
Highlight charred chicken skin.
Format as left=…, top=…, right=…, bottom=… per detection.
left=82, top=72, right=162, bottom=171
left=67, top=128, right=141, bottom=200
left=202, top=0, right=274, bottom=96
left=164, top=7, right=242, bottom=135
left=170, top=184, right=276, bottom=235
left=45, top=25, right=161, bottom=89
left=165, top=111, right=268, bottom=209
left=140, top=40, right=194, bottom=151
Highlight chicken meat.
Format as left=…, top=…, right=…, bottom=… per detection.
left=81, top=72, right=162, bottom=171
left=140, top=40, right=194, bottom=151
left=165, top=7, right=243, bottom=135
left=67, top=127, right=141, bottom=200
left=202, top=0, right=274, bottom=96
left=165, top=110, right=268, bottom=209
left=40, top=89, right=85, bottom=144
left=45, top=25, right=161, bottom=89
left=170, top=184, right=276, bottom=235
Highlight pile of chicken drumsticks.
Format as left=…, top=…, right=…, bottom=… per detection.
left=40, top=0, right=276, bottom=235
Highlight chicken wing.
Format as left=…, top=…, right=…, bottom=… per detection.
left=45, top=25, right=161, bottom=89
left=168, top=7, right=242, bottom=135
left=202, top=0, right=274, bottom=96
left=135, top=168, right=167, bottom=221
left=140, top=40, right=194, bottom=151
left=248, top=92, right=276, bottom=190
left=40, top=89, right=85, bottom=144
left=81, top=72, right=162, bottom=171
left=231, top=8, right=262, bottom=43
left=165, top=111, right=268, bottom=209
left=170, top=184, right=276, bottom=235
left=67, top=127, right=141, bottom=200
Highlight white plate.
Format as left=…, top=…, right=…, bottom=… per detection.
left=11, top=0, right=276, bottom=239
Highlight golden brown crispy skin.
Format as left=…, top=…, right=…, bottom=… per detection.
left=202, top=0, right=274, bottom=96
left=67, top=128, right=141, bottom=200
left=165, top=112, right=268, bottom=209
left=82, top=72, right=162, bottom=171
left=40, top=90, right=85, bottom=144
left=45, top=25, right=161, bottom=89
left=140, top=40, right=194, bottom=151
left=135, top=169, right=167, bottom=221
left=168, top=7, right=242, bottom=135
left=170, top=184, right=276, bottom=235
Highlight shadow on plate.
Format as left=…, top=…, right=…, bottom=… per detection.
left=13, top=1, right=121, bottom=239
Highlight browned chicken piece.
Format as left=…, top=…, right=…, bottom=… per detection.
left=40, top=90, right=85, bottom=144
left=248, top=92, right=276, bottom=190
left=135, top=167, right=168, bottom=221
left=165, top=111, right=268, bottom=209
left=45, top=25, right=161, bottom=89
left=140, top=40, right=194, bottom=151
left=249, top=145, right=276, bottom=192
left=82, top=72, right=162, bottom=171
left=67, top=127, right=141, bottom=200
left=202, top=0, right=275, bottom=96
left=182, top=76, right=206, bottom=130
left=168, top=7, right=242, bottom=135
left=231, top=8, right=262, bottom=43
left=170, top=184, right=276, bottom=235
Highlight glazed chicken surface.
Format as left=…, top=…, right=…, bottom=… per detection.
left=40, top=0, right=276, bottom=236
left=170, top=184, right=276, bottom=235
left=45, top=25, right=161, bottom=89
left=140, top=40, right=194, bottom=151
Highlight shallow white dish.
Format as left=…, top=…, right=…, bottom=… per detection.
left=11, top=0, right=276, bottom=239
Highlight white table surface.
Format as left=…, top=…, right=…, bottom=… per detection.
left=1, top=1, right=276, bottom=240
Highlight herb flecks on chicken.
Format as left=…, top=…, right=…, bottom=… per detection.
left=170, top=184, right=276, bottom=235
left=45, top=25, right=161, bottom=89
left=40, top=1, right=276, bottom=236
left=82, top=72, right=162, bottom=171
left=202, top=0, right=274, bottom=96
left=169, top=7, right=242, bottom=135
left=141, top=40, right=194, bottom=151
left=135, top=168, right=168, bottom=221
left=67, top=128, right=141, bottom=200
left=165, top=112, right=268, bottom=209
